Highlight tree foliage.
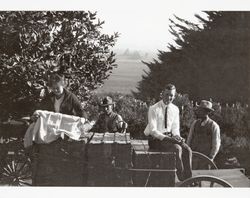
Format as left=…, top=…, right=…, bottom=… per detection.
left=0, top=11, right=119, bottom=118
left=134, top=11, right=250, bottom=104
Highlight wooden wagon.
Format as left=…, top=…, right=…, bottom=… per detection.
left=0, top=120, right=250, bottom=187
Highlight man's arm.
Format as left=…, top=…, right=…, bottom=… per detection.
left=115, top=114, right=128, bottom=133
left=148, top=106, right=166, bottom=140
left=209, top=123, right=221, bottom=160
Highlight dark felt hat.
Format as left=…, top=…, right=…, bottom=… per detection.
left=99, top=96, right=115, bottom=107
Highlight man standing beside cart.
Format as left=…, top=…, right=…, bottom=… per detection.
left=144, top=84, right=192, bottom=181
left=187, top=100, right=221, bottom=167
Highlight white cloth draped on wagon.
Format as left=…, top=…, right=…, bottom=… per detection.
left=24, top=110, right=94, bottom=148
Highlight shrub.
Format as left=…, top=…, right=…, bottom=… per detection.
left=0, top=11, right=118, bottom=120
left=86, top=93, right=250, bottom=142
left=85, top=92, right=148, bottom=138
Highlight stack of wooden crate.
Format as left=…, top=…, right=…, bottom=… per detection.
left=32, top=132, right=132, bottom=186
left=86, top=132, right=131, bottom=186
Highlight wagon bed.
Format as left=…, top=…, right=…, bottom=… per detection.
left=131, top=139, right=250, bottom=187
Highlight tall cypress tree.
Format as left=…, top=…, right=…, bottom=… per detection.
left=134, top=11, right=250, bottom=104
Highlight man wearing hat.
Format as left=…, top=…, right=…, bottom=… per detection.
left=187, top=100, right=221, bottom=161
left=92, top=96, right=127, bottom=133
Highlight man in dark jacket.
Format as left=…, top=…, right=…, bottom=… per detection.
left=32, top=73, right=87, bottom=120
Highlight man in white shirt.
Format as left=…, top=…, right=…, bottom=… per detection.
left=144, top=84, right=192, bottom=181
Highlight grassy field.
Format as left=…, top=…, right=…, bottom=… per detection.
left=96, top=59, right=148, bottom=94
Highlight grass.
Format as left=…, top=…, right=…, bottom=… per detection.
left=96, top=59, right=148, bottom=94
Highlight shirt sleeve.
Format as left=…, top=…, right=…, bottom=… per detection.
left=117, top=114, right=123, bottom=122
left=116, top=114, right=124, bottom=129
left=210, top=123, right=221, bottom=160
left=187, top=120, right=197, bottom=146
left=148, top=106, right=165, bottom=140
left=171, top=108, right=180, bottom=136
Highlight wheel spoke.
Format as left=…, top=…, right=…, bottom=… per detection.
left=12, top=160, right=16, bottom=172
left=18, top=168, right=31, bottom=178
left=210, top=181, right=215, bottom=187
left=18, top=180, right=32, bottom=186
left=2, top=172, right=11, bottom=177
left=14, top=157, right=23, bottom=171
left=18, top=173, right=32, bottom=180
left=16, top=160, right=29, bottom=174
left=7, top=163, right=14, bottom=172
left=3, top=166, right=12, bottom=175
left=19, top=167, right=31, bottom=178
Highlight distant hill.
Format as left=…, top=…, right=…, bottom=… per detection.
left=114, top=48, right=156, bottom=62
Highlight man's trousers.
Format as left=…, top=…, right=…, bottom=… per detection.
left=148, top=138, right=192, bottom=181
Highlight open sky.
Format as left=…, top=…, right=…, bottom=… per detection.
left=87, top=1, right=202, bottom=52
left=2, top=0, right=250, bottom=54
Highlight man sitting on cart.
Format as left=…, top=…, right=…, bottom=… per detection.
left=92, top=96, right=127, bottom=133
left=187, top=100, right=221, bottom=166
left=144, top=84, right=192, bottom=181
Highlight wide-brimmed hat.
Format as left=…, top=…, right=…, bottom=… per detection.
left=196, top=100, right=214, bottom=112
left=99, top=96, right=115, bottom=107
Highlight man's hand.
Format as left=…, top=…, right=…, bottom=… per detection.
left=163, top=135, right=185, bottom=145
left=172, top=135, right=183, bottom=142
left=163, top=135, right=180, bottom=144
left=30, top=113, right=39, bottom=122
left=172, top=135, right=185, bottom=144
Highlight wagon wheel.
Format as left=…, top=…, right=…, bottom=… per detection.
left=0, top=154, right=32, bottom=186
left=178, top=175, right=233, bottom=187
left=192, top=151, right=218, bottom=170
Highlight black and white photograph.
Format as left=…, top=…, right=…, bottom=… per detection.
left=0, top=0, right=250, bottom=197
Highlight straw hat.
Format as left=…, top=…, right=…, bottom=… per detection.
left=196, top=100, right=214, bottom=111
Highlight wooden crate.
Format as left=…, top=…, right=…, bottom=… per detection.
left=32, top=138, right=88, bottom=186
left=86, top=133, right=111, bottom=186
left=112, top=133, right=132, bottom=186
left=86, top=132, right=131, bottom=186
left=131, top=139, right=176, bottom=187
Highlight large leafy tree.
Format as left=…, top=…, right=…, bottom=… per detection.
left=0, top=11, right=118, bottom=118
left=134, top=12, right=250, bottom=105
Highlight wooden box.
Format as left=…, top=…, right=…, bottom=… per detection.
left=86, top=132, right=131, bottom=186
left=32, top=139, right=88, bottom=186
left=131, top=139, right=176, bottom=187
